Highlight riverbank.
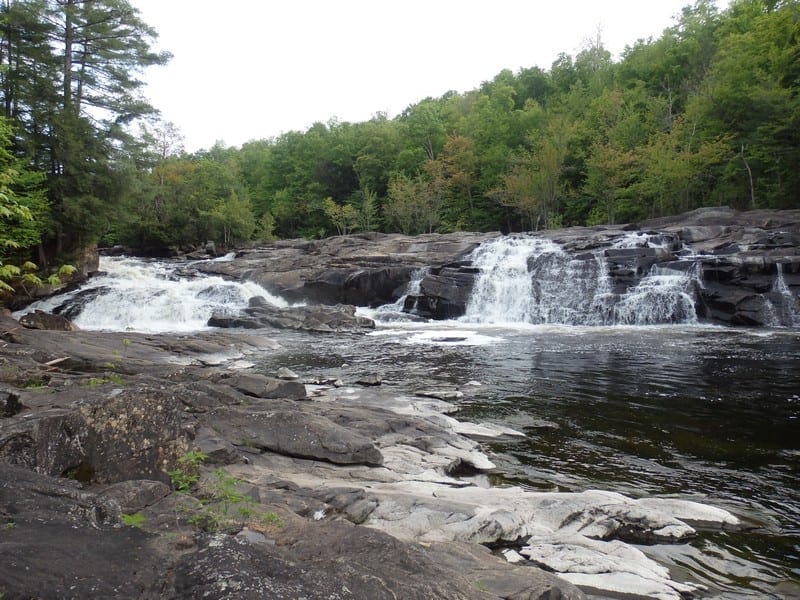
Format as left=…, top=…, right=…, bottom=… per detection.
left=3, top=206, right=799, bottom=598
left=1, top=311, right=753, bottom=599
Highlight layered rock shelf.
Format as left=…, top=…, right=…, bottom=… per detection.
left=1, top=310, right=745, bottom=599
left=196, top=207, right=800, bottom=327
left=2, top=207, right=797, bottom=599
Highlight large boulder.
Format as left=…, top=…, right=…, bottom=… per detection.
left=0, top=463, right=176, bottom=599
left=207, top=406, right=384, bottom=467
left=209, top=299, right=375, bottom=333
left=0, top=385, right=186, bottom=484
left=409, top=263, right=481, bottom=319
left=196, top=231, right=493, bottom=306
left=214, top=372, right=307, bottom=400
left=19, top=309, right=79, bottom=331
left=171, top=524, right=584, bottom=600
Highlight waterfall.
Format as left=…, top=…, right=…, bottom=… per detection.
left=463, top=237, right=615, bottom=325
left=611, top=231, right=674, bottom=251
left=16, top=256, right=289, bottom=333
left=613, top=265, right=700, bottom=325
left=463, top=236, right=699, bottom=326
left=463, top=237, right=548, bottom=324
left=399, top=267, right=427, bottom=311
left=370, top=267, right=429, bottom=321
left=767, top=264, right=800, bottom=327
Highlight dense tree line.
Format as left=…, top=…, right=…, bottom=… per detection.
left=0, top=0, right=167, bottom=287
left=2, top=0, right=799, bottom=280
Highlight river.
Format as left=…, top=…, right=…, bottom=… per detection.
left=18, top=255, right=800, bottom=599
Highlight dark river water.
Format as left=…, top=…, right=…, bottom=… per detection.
left=253, top=321, right=800, bottom=599
left=18, top=256, right=800, bottom=598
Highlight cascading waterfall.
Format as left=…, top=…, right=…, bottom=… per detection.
left=370, top=267, right=429, bottom=321
left=17, top=256, right=289, bottom=333
left=611, top=231, right=675, bottom=251
left=613, top=264, right=700, bottom=325
left=767, top=263, right=800, bottom=327
left=463, top=237, right=546, bottom=323
left=463, top=237, right=615, bottom=325
left=397, top=267, right=428, bottom=312
left=463, top=236, right=700, bottom=326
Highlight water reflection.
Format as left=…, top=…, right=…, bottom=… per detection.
left=256, top=324, right=800, bottom=597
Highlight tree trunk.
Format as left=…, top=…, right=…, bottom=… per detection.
left=740, top=145, right=755, bottom=209
left=63, top=0, right=75, bottom=113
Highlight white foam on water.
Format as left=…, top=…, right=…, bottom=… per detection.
left=461, top=236, right=697, bottom=326
left=17, top=256, right=290, bottom=333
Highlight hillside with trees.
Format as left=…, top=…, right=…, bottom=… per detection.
left=2, top=0, right=799, bottom=280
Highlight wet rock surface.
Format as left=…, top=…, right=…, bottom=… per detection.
left=0, top=313, right=586, bottom=599
left=0, top=310, right=752, bottom=599
left=209, top=299, right=375, bottom=333
left=195, top=231, right=493, bottom=307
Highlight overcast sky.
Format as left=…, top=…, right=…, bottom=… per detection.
left=132, top=0, right=715, bottom=152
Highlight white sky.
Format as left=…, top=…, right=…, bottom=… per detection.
left=132, top=0, right=711, bottom=152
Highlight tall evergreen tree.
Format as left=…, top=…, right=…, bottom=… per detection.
left=0, top=0, right=169, bottom=258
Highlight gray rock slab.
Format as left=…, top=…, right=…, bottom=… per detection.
left=207, top=406, right=383, bottom=466
left=218, top=372, right=306, bottom=400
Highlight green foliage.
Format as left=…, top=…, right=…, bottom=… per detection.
left=121, top=0, right=795, bottom=239
left=184, top=468, right=283, bottom=533
left=1, top=0, right=168, bottom=259
left=0, top=116, right=51, bottom=292
left=121, top=512, right=146, bottom=528
left=385, top=173, right=441, bottom=234
left=2, top=0, right=798, bottom=258
left=168, top=450, right=207, bottom=492
left=83, top=373, right=125, bottom=387
left=22, top=380, right=47, bottom=389
left=322, top=197, right=360, bottom=235
left=357, top=187, right=379, bottom=232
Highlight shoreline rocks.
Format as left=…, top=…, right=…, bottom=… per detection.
left=0, top=313, right=748, bottom=599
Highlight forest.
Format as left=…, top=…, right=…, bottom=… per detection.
left=1, top=0, right=799, bottom=288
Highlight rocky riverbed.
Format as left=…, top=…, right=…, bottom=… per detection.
left=1, top=309, right=751, bottom=600
left=2, top=207, right=798, bottom=599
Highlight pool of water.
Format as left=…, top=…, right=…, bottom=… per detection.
left=18, top=255, right=799, bottom=597
left=253, top=322, right=800, bottom=598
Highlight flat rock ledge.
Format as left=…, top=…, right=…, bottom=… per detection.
left=0, top=314, right=744, bottom=599
left=208, top=299, right=375, bottom=333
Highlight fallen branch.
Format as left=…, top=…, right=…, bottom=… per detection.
left=43, top=357, right=70, bottom=366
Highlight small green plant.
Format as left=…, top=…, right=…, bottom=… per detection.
left=259, top=511, right=281, bottom=526
left=23, top=380, right=47, bottom=389
left=212, top=468, right=249, bottom=511
left=168, top=453, right=282, bottom=533
left=5, top=521, right=15, bottom=529
left=83, top=373, right=124, bottom=387
left=121, top=512, right=145, bottom=528
left=105, top=338, right=131, bottom=371
left=168, top=450, right=207, bottom=492
left=107, top=373, right=124, bottom=385
left=181, top=468, right=283, bottom=533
